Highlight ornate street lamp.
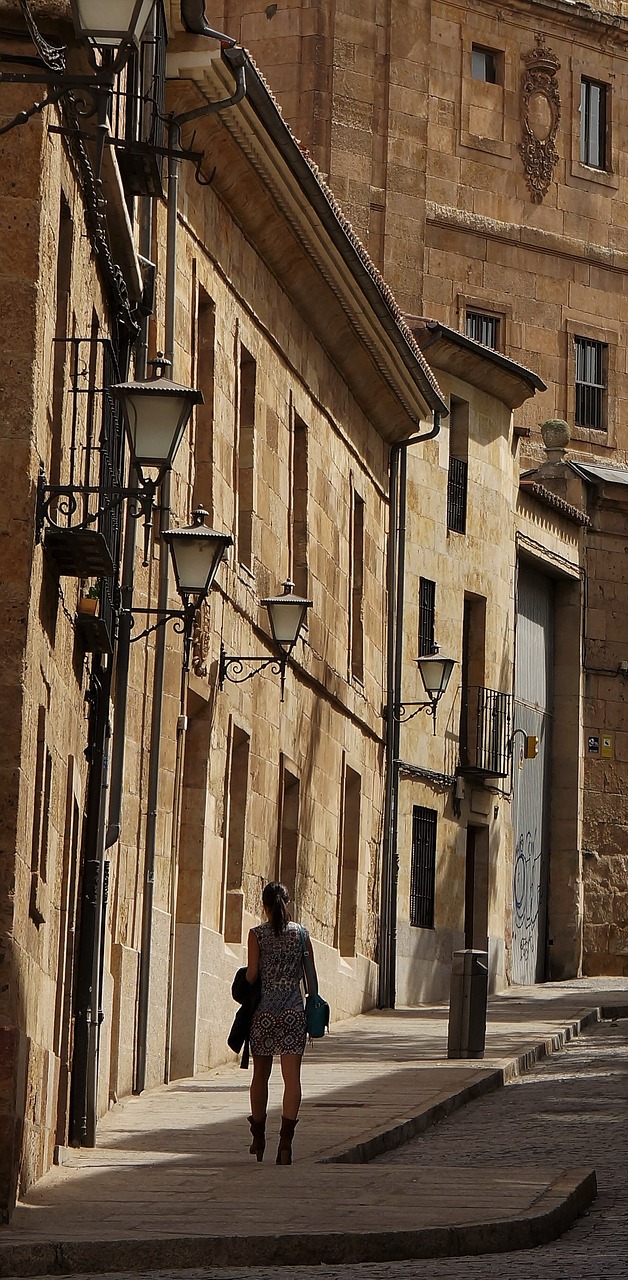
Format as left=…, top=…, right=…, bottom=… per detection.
left=162, top=508, right=233, bottom=604
left=262, top=581, right=312, bottom=656
left=37, top=356, right=203, bottom=574
left=220, top=580, right=312, bottom=698
left=70, top=0, right=156, bottom=50
left=127, top=509, right=232, bottom=673
left=111, top=355, right=203, bottom=488
left=395, top=644, right=457, bottom=733
left=416, top=647, right=457, bottom=706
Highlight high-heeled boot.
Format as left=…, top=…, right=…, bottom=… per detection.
left=248, top=1114, right=266, bottom=1162
left=276, top=1115, right=298, bottom=1165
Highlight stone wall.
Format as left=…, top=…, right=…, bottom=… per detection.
left=212, top=0, right=628, bottom=455
left=582, top=485, right=628, bottom=975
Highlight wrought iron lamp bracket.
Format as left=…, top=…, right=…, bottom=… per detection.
left=124, top=601, right=199, bottom=672
left=392, top=698, right=439, bottom=733
left=219, top=644, right=287, bottom=698
left=37, top=470, right=158, bottom=565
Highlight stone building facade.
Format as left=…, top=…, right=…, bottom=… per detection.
left=388, top=322, right=584, bottom=1004
left=210, top=0, right=628, bottom=978
left=0, top=1, right=444, bottom=1220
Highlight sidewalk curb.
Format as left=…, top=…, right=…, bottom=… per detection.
left=322, top=1005, right=601, bottom=1165
left=0, top=1169, right=597, bottom=1275
left=0, top=1006, right=605, bottom=1275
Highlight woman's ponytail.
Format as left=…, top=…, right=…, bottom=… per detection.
left=262, top=881, right=289, bottom=935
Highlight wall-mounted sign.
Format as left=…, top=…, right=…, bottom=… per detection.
left=587, top=734, right=614, bottom=758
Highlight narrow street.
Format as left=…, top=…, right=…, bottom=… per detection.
left=7, top=1014, right=626, bottom=1280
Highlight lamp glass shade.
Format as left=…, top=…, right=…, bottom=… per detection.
left=262, top=585, right=312, bottom=651
left=163, top=511, right=232, bottom=599
left=416, top=651, right=456, bottom=699
left=122, top=390, right=189, bottom=469
left=112, top=365, right=202, bottom=478
left=71, top=0, right=155, bottom=46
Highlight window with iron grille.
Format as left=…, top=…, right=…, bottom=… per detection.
left=410, top=806, right=437, bottom=929
left=465, top=310, right=500, bottom=349
left=111, top=0, right=167, bottom=198
left=418, top=578, right=435, bottom=657
left=575, top=336, right=606, bottom=430
left=447, top=397, right=469, bottom=535
left=447, top=456, right=468, bottom=534
left=580, top=78, right=607, bottom=170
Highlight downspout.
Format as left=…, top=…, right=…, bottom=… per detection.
left=134, top=134, right=178, bottom=1095
left=134, top=54, right=246, bottom=1094
left=379, top=412, right=441, bottom=1009
left=105, top=197, right=153, bottom=855
left=164, top=657, right=188, bottom=1083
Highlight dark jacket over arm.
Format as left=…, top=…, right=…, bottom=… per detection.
left=227, top=967, right=261, bottom=1069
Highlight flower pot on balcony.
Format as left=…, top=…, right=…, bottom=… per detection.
left=77, top=596, right=99, bottom=617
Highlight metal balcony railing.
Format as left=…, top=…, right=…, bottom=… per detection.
left=459, top=685, right=512, bottom=777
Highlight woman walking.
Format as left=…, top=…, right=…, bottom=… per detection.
left=246, top=881, right=317, bottom=1164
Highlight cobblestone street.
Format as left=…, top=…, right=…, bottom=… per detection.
left=14, top=1015, right=625, bottom=1280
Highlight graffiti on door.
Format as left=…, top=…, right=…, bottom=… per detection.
left=513, top=826, right=541, bottom=966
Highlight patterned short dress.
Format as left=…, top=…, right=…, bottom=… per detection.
left=249, top=920, right=308, bottom=1057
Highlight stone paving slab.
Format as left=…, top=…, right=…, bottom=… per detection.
left=0, top=979, right=625, bottom=1274
left=0, top=1166, right=597, bottom=1273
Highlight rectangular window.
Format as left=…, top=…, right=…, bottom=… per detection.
left=350, top=490, right=364, bottom=682
left=277, top=760, right=300, bottom=909
left=410, top=806, right=437, bottom=929
left=418, top=578, right=436, bottom=657
left=471, top=46, right=498, bottom=84
left=336, top=764, right=361, bottom=957
left=237, top=346, right=256, bottom=570
left=193, top=284, right=216, bottom=518
left=447, top=397, right=469, bottom=535
left=575, top=336, right=606, bottom=430
left=466, top=310, right=500, bottom=349
left=580, top=78, right=607, bottom=170
left=111, top=0, right=167, bottom=199
left=222, top=724, right=250, bottom=944
left=291, top=413, right=309, bottom=596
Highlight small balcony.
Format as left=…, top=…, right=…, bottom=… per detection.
left=459, top=685, right=512, bottom=778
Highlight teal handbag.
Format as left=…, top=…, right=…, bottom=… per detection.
left=299, top=926, right=330, bottom=1039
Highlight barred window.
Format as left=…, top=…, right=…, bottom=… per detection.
left=580, top=78, right=607, bottom=170
left=465, top=310, right=500, bottom=349
left=447, top=397, right=469, bottom=535
left=575, top=336, right=606, bottom=430
left=418, top=578, right=436, bottom=657
left=111, top=0, right=167, bottom=198
left=410, top=806, right=437, bottom=929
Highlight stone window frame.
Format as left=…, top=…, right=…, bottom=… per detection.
left=459, top=28, right=511, bottom=159
left=569, top=59, right=619, bottom=192
left=457, top=294, right=512, bottom=355
left=565, top=318, right=619, bottom=448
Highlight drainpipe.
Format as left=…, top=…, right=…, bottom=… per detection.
left=164, top=658, right=189, bottom=1083
left=134, top=54, right=246, bottom=1093
left=378, top=412, right=441, bottom=1009
left=106, top=198, right=153, bottom=854
left=134, top=134, right=178, bottom=1095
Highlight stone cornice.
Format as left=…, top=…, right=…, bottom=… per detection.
left=426, top=203, right=628, bottom=275
left=519, top=478, right=591, bottom=525
left=454, top=0, right=628, bottom=42
left=166, top=42, right=448, bottom=434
